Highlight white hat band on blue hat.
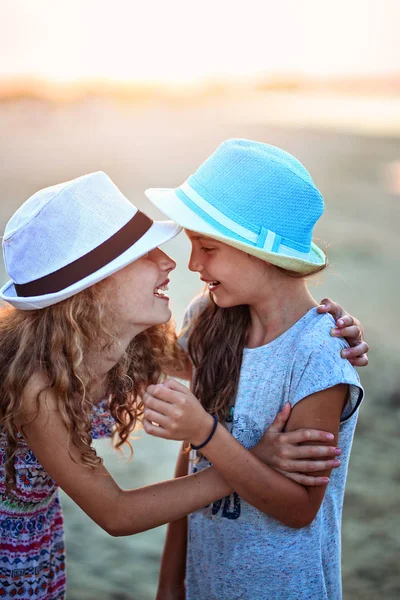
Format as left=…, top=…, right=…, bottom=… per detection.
left=179, top=181, right=312, bottom=260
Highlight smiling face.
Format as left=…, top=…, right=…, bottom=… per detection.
left=185, top=230, right=275, bottom=308
left=108, top=247, right=176, bottom=335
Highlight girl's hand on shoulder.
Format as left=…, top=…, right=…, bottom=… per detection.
left=317, top=297, right=369, bottom=367
left=253, top=403, right=341, bottom=487
left=143, top=379, right=214, bottom=446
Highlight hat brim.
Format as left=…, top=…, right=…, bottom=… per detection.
left=0, top=220, right=182, bottom=310
left=145, top=188, right=326, bottom=275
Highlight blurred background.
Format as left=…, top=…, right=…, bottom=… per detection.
left=0, top=0, right=399, bottom=598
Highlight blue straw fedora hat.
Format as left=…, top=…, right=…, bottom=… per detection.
left=0, top=172, right=181, bottom=310
left=145, top=139, right=326, bottom=274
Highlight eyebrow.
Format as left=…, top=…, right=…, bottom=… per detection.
left=188, top=233, right=215, bottom=243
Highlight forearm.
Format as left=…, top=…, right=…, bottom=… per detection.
left=110, top=465, right=232, bottom=536
left=201, top=425, right=315, bottom=528
left=142, top=381, right=345, bottom=528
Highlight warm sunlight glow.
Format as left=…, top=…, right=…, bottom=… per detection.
left=0, top=0, right=399, bottom=84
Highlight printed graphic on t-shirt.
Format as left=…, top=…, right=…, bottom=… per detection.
left=193, top=460, right=241, bottom=520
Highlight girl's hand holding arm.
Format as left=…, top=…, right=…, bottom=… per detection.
left=144, top=384, right=343, bottom=488
left=318, top=297, right=369, bottom=366
left=144, top=379, right=347, bottom=528
left=252, top=402, right=342, bottom=486
left=150, top=381, right=343, bottom=594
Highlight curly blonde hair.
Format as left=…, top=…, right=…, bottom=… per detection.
left=0, top=279, right=186, bottom=491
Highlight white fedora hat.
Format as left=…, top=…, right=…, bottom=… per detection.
left=1, top=172, right=182, bottom=310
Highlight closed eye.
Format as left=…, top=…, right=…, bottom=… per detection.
left=200, top=246, right=215, bottom=253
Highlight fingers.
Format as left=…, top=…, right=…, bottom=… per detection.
left=331, top=325, right=360, bottom=342
left=317, top=298, right=343, bottom=320
left=276, top=470, right=330, bottom=487
left=143, top=392, right=176, bottom=420
left=146, top=384, right=185, bottom=405
left=142, top=406, right=170, bottom=429
left=335, top=313, right=365, bottom=342
left=278, top=428, right=334, bottom=445
left=328, top=311, right=369, bottom=364
left=317, top=298, right=332, bottom=312
left=277, top=442, right=341, bottom=459
left=340, top=341, right=369, bottom=359
left=348, top=355, right=368, bottom=367
left=143, top=418, right=170, bottom=439
left=335, top=314, right=354, bottom=328
left=144, top=385, right=206, bottom=443
left=278, top=458, right=341, bottom=473
left=267, top=403, right=291, bottom=434
left=162, top=378, right=191, bottom=393
left=319, top=301, right=367, bottom=347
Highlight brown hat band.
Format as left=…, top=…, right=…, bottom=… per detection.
left=15, top=210, right=153, bottom=297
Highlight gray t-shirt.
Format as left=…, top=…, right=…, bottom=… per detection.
left=180, top=296, right=363, bottom=600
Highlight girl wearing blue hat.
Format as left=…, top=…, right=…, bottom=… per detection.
left=0, top=170, right=366, bottom=599
left=144, top=139, right=365, bottom=600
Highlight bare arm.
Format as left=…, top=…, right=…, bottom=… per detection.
left=143, top=381, right=348, bottom=528
left=197, top=386, right=346, bottom=528
left=17, top=380, right=231, bottom=537
left=156, top=445, right=189, bottom=600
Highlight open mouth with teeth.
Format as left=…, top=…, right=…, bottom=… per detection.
left=154, top=280, right=170, bottom=299
left=207, top=281, right=221, bottom=291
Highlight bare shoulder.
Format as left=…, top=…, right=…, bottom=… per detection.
left=18, top=372, right=58, bottom=427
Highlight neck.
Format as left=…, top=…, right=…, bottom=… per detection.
left=87, top=325, right=142, bottom=400
left=246, top=277, right=317, bottom=348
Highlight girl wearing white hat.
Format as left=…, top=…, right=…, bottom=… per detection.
left=0, top=170, right=367, bottom=599
left=143, top=140, right=366, bottom=600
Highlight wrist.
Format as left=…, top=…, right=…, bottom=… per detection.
left=190, top=414, right=218, bottom=449
left=251, top=440, right=273, bottom=466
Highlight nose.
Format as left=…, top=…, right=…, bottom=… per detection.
left=151, top=248, right=176, bottom=273
left=188, top=250, right=203, bottom=273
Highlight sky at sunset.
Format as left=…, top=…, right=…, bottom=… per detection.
left=0, top=0, right=399, bottom=84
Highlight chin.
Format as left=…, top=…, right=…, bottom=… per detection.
left=138, top=307, right=172, bottom=330
left=211, top=294, right=239, bottom=309
left=156, top=306, right=172, bottom=324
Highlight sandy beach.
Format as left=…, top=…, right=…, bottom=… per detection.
left=0, top=91, right=399, bottom=599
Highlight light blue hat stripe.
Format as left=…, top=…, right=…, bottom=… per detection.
left=271, top=234, right=282, bottom=254
left=179, top=181, right=280, bottom=254
left=176, top=181, right=313, bottom=259
left=176, top=183, right=313, bottom=259
left=257, top=227, right=268, bottom=248
left=175, top=187, right=251, bottom=246
left=188, top=176, right=262, bottom=237
left=180, top=181, right=259, bottom=244
left=280, top=242, right=312, bottom=260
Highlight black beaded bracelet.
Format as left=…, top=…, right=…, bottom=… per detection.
left=190, top=414, right=219, bottom=450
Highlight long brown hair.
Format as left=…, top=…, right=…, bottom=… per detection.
left=188, top=261, right=327, bottom=423
left=0, top=280, right=185, bottom=490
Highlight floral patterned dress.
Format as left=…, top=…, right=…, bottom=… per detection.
left=0, top=399, right=114, bottom=599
